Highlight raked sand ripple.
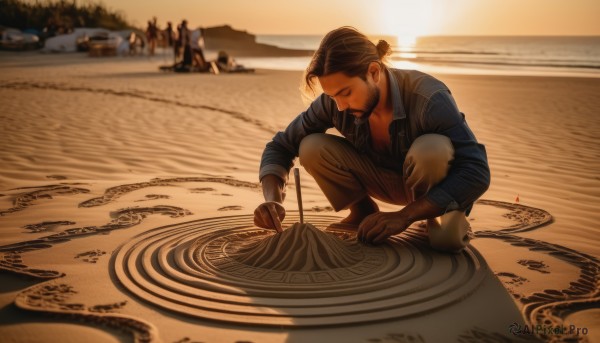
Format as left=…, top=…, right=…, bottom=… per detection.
left=113, top=214, right=487, bottom=327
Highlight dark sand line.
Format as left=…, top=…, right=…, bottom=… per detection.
left=0, top=81, right=276, bottom=134
left=15, top=282, right=158, bottom=343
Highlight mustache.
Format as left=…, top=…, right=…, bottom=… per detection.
left=348, top=108, right=366, bottom=115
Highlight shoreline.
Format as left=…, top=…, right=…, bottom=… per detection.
left=3, top=49, right=600, bottom=80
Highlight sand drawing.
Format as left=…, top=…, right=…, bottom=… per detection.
left=217, top=205, right=243, bottom=211
left=0, top=184, right=90, bottom=216
left=0, top=205, right=192, bottom=278
left=0, top=173, right=597, bottom=342
left=517, top=259, right=550, bottom=274
left=496, top=272, right=529, bottom=287
left=75, top=249, right=107, bottom=264
left=15, top=282, right=158, bottom=343
left=23, top=220, right=76, bottom=233
left=190, top=187, right=216, bottom=193
left=113, top=213, right=488, bottom=327
left=476, top=199, right=553, bottom=233
left=135, top=194, right=171, bottom=202
left=474, top=201, right=599, bottom=343
left=79, top=177, right=260, bottom=208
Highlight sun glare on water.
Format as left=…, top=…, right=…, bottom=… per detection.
left=377, top=0, right=432, bottom=49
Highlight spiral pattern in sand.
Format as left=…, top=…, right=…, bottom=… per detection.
left=112, top=214, right=487, bottom=327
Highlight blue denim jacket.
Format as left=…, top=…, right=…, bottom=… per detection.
left=259, top=68, right=490, bottom=214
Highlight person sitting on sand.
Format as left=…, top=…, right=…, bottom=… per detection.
left=253, top=27, right=490, bottom=253
left=191, top=28, right=209, bottom=71
left=216, top=50, right=253, bottom=73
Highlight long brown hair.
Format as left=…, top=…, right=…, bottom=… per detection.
left=303, top=27, right=391, bottom=97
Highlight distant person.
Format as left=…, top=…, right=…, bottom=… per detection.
left=146, top=17, right=158, bottom=56
left=174, top=23, right=183, bottom=63
left=180, top=20, right=192, bottom=67
left=216, top=50, right=253, bottom=73
left=254, top=27, right=490, bottom=253
left=191, top=28, right=208, bottom=70
left=217, top=50, right=234, bottom=70
left=164, top=22, right=175, bottom=47
left=128, top=31, right=137, bottom=55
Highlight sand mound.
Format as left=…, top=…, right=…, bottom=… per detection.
left=230, top=222, right=364, bottom=271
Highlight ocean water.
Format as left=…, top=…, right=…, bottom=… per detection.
left=248, top=35, right=600, bottom=77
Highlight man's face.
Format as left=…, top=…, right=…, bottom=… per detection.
left=318, top=72, right=380, bottom=120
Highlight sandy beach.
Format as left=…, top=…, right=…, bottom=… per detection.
left=0, top=51, right=599, bottom=343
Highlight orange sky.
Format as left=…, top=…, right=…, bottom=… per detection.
left=100, top=0, right=599, bottom=36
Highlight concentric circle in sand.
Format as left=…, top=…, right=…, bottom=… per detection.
left=112, top=214, right=487, bottom=327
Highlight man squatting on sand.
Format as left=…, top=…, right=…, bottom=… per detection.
left=254, top=27, right=490, bottom=252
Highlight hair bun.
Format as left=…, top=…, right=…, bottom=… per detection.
left=376, top=40, right=391, bottom=59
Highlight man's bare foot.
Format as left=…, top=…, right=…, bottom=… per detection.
left=340, top=197, right=379, bottom=225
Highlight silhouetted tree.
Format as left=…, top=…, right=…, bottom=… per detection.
left=0, top=0, right=134, bottom=34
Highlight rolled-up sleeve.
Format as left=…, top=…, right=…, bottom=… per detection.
left=259, top=94, right=335, bottom=183
left=421, top=90, right=491, bottom=214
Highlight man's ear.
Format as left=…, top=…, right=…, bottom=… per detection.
left=368, top=62, right=382, bottom=83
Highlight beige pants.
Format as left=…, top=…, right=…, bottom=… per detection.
left=299, top=133, right=472, bottom=253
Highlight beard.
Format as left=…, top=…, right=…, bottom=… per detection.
left=349, top=82, right=380, bottom=121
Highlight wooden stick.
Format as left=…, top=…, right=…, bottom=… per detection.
left=294, top=168, right=304, bottom=224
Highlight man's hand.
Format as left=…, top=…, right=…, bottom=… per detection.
left=357, top=211, right=411, bottom=244
left=254, top=201, right=285, bottom=233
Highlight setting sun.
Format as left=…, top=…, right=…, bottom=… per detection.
left=376, top=0, right=433, bottom=47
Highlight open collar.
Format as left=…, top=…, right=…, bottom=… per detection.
left=354, top=67, right=406, bottom=126
left=387, top=67, right=407, bottom=120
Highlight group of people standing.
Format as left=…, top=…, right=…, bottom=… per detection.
left=146, top=17, right=208, bottom=69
